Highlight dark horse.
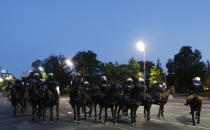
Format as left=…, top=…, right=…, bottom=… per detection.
left=188, top=94, right=203, bottom=126
left=39, top=84, right=59, bottom=121
left=28, top=82, right=41, bottom=121
left=69, top=76, right=83, bottom=121
left=8, top=85, right=18, bottom=117
left=127, top=83, right=145, bottom=126
left=83, top=85, right=100, bottom=120
left=97, top=83, right=122, bottom=125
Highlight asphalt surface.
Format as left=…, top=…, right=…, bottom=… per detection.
left=0, top=94, right=210, bottom=130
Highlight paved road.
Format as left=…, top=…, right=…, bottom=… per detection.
left=0, top=94, right=210, bottom=130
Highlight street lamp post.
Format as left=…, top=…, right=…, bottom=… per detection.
left=136, top=41, right=146, bottom=86
left=164, top=69, right=167, bottom=84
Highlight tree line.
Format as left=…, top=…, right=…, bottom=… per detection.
left=30, top=46, right=210, bottom=93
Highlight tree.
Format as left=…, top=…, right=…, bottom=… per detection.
left=121, top=58, right=141, bottom=83
left=166, top=46, right=206, bottom=92
left=42, top=55, right=72, bottom=92
left=72, top=50, right=102, bottom=85
left=32, top=59, right=43, bottom=69
left=149, top=67, right=162, bottom=86
left=103, top=62, right=121, bottom=84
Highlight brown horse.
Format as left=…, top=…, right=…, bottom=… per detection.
left=28, top=83, right=41, bottom=121
left=158, top=86, right=175, bottom=118
left=39, top=84, right=59, bottom=121
left=69, top=79, right=83, bottom=121
left=188, top=94, right=203, bottom=126
left=8, top=85, right=18, bottom=117
left=83, top=85, right=100, bottom=120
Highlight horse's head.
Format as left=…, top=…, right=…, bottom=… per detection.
left=169, top=86, right=175, bottom=97
left=110, top=83, right=123, bottom=96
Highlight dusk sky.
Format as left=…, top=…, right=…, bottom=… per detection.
left=0, top=0, right=210, bottom=77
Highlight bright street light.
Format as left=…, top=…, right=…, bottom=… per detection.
left=65, top=59, right=73, bottom=68
left=136, top=41, right=146, bottom=86
left=38, top=66, right=44, bottom=72
left=136, top=41, right=146, bottom=52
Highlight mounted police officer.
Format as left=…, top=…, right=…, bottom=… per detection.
left=151, top=81, right=163, bottom=104
left=46, top=73, right=59, bottom=104
left=185, top=77, right=204, bottom=105
left=99, top=76, right=110, bottom=96
left=124, top=78, right=134, bottom=103
left=81, top=81, right=89, bottom=104
left=32, top=73, right=41, bottom=89
left=137, top=78, right=146, bottom=103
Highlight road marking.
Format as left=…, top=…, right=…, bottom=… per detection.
left=165, top=106, right=210, bottom=112
left=136, top=116, right=210, bottom=130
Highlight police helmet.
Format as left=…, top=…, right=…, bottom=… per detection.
left=102, top=76, right=107, bottom=81
left=153, top=81, right=158, bottom=85
left=138, top=78, right=144, bottom=83
left=48, top=73, right=53, bottom=77
left=83, top=81, right=89, bottom=85
left=193, top=77, right=201, bottom=82
left=126, top=78, right=133, bottom=83
left=34, top=73, right=39, bottom=77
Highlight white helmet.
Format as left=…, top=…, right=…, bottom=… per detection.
left=159, top=85, right=163, bottom=88
left=48, top=73, right=53, bottom=76
left=126, top=78, right=133, bottom=82
left=83, top=81, right=89, bottom=85
left=34, top=73, right=39, bottom=76
left=153, top=81, right=158, bottom=84
left=138, top=78, right=144, bottom=83
left=102, top=76, right=107, bottom=81
left=41, top=78, right=45, bottom=83
left=193, top=77, right=200, bottom=82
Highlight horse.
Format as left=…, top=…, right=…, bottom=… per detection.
left=82, top=85, right=100, bottom=120
left=97, top=83, right=122, bottom=125
left=127, top=83, right=144, bottom=126
left=28, top=82, right=41, bottom=121
left=8, top=85, right=18, bottom=117
left=69, top=76, right=83, bottom=121
left=188, top=94, right=203, bottom=126
left=39, top=83, right=59, bottom=121
left=143, top=93, right=153, bottom=121
left=157, top=86, right=175, bottom=118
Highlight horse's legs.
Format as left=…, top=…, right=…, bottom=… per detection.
left=130, top=108, right=134, bottom=126
left=77, top=104, right=80, bottom=121
left=105, top=107, right=108, bottom=124
left=50, top=106, right=54, bottom=121
left=191, top=109, right=195, bottom=126
left=147, top=104, right=151, bottom=121
left=158, top=104, right=161, bottom=118
left=144, top=106, right=147, bottom=118
left=89, top=104, right=92, bottom=118
left=42, top=107, right=46, bottom=121
left=32, top=104, right=35, bottom=121
left=117, top=105, right=121, bottom=119
left=197, top=111, right=200, bottom=124
left=84, top=105, right=87, bottom=120
left=56, top=104, right=59, bottom=121
left=73, top=105, right=76, bottom=120
left=111, top=106, right=116, bottom=125
left=161, top=104, right=165, bottom=117
left=13, top=103, right=17, bottom=117
left=94, top=104, right=97, bottom=121
left=99, top=106, right=102, bottom=122
left=134, top=107, right=137, bottom=125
